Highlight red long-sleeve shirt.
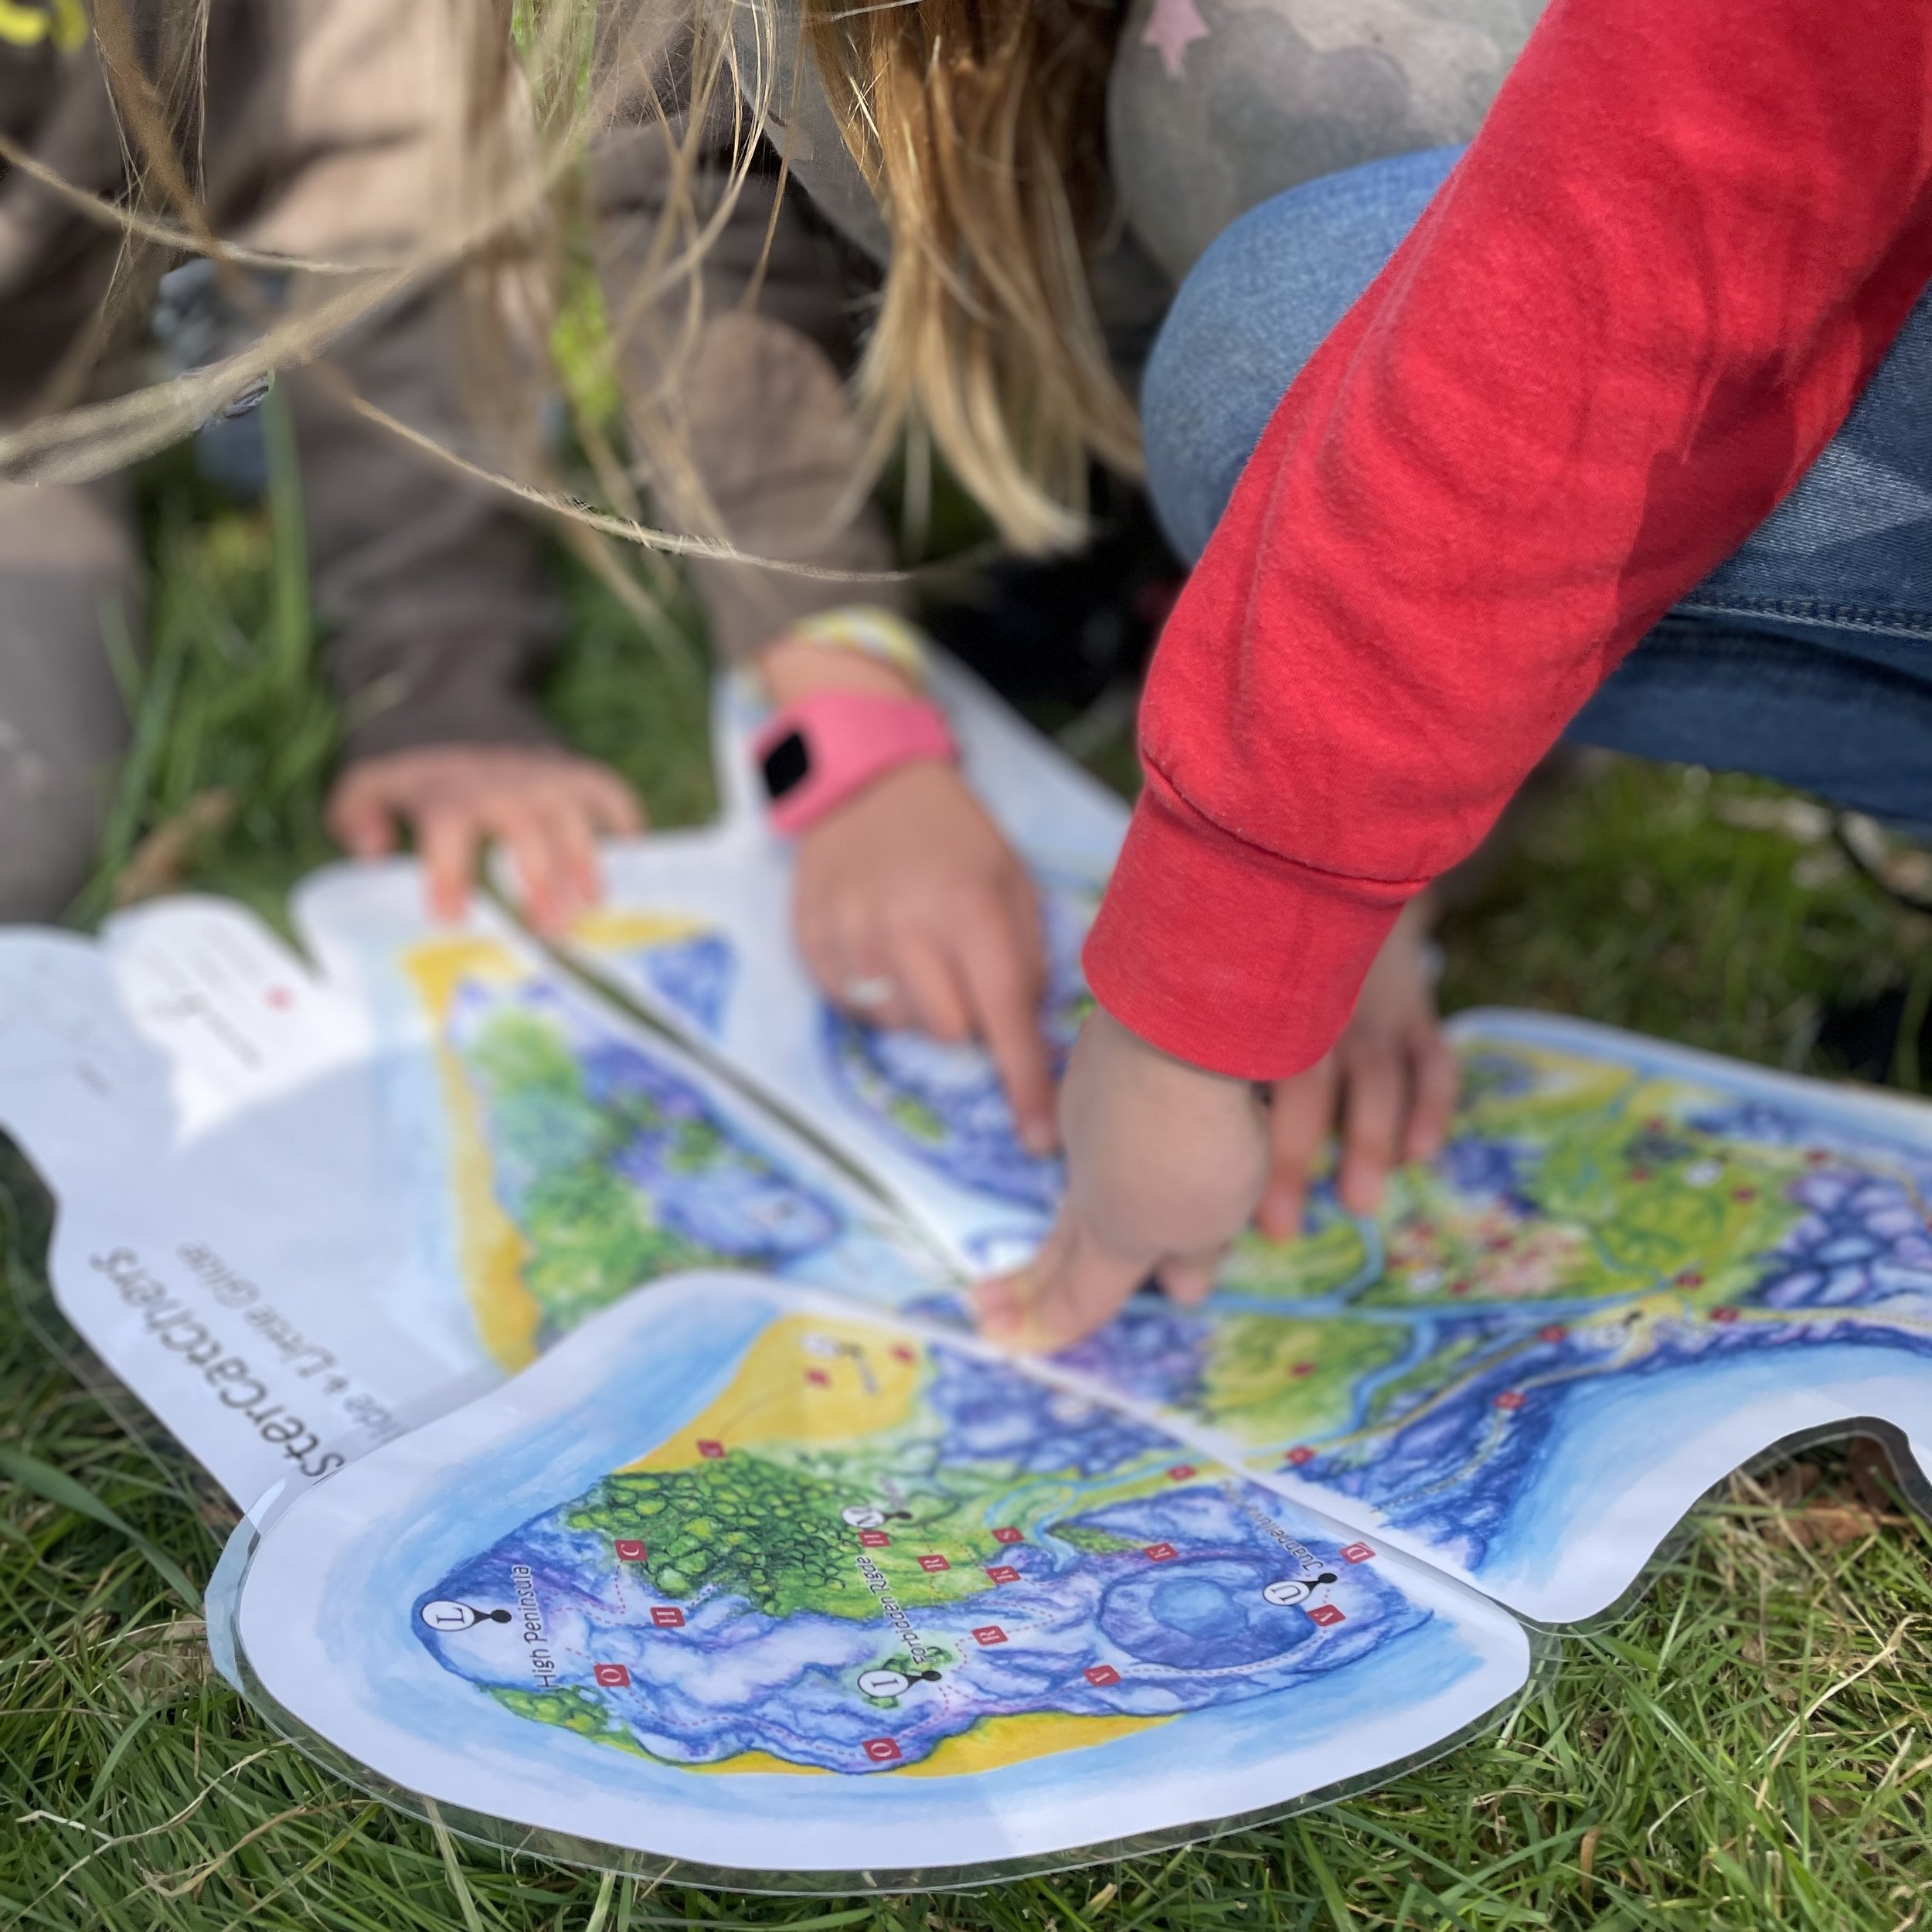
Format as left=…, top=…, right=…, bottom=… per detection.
left=1084, top=0, right=1932, bottom=1079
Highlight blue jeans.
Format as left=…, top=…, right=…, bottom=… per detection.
left=1141, top=147, right=1932, bottom=822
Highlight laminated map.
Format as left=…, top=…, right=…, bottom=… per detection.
left=2, top=658, right=1928, bottom=1883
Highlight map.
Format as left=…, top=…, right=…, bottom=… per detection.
left=1046, top=1013, right=1932, bottom=1620
left=231, top=1276, right=1529, bottom=1876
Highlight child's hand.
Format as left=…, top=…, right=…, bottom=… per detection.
left=1255, top=893, right=1457, bottom=1239
left=974, top=1007, right=1270, bottom=1349
left=325, top=745, right=643, bottom=934
left=794, top=759, right=1057, bottom=1153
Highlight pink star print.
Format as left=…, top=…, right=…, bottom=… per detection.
left=1142, top=0, right=1211, bottom=79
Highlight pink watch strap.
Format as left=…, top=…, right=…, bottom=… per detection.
left=753, top=689, right=957, bottom=835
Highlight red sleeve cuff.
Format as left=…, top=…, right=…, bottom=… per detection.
left=1082, top=774, right=1414, bottom=1081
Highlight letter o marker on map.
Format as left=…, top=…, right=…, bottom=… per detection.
left=1083, top=1664, right=1121, bottom=1687
left=1143, top=1543, right=1177, bottom=1562
left=614, top=1539, right=648, bottom=1563
left=972, top=1625, right=1007, bottom=1646
left=651, top=1606, right=685, bottom=1628
left=1306, top=1604, right=1345, bottom=1628
left=593, top=1662, right=631, bottom=1687
left=862, top=1737, right=903, bottom=1763
left=918, top=1553, right=950, bottom=1573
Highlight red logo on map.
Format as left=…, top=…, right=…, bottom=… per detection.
left=1143, top=1543, right=1177, bottom=1563
left=1306, top=1604, right=1346, bottom=1628
left=614, top=1539, right=648, bottom=1563
left=804, top=1368, right=829, bottom=1386
left=858, top=1529, right=890, bottom=1548
left=1341, top=1543, right=1375, bottom=1564
left=1083, top=1664, right=1121, bottom=1688
left=696, top=1440, right=725, bottom=1458
left=917, top=1553, right=950, bottom=1573
left=1286, top=1447, right=1315, bottom=1467
left=992, top=1526, right=1023, bottom=1544
left=650, top=1606, right=685, bottom=1629
left=593, top=1663, right=631, bottom=1687
left=862, top=1738, right=903, bottom=1764
left=1494, top=1390, right=1526, bottom=1411
left=1167, top=1464, right=1196, bottom=1481
left=972, top=1625, right=1008, bottom=1646
left=986, top=1565, right=1020, bottom=1584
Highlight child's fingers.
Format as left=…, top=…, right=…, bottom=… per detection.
left=1335, top=1044, right=1403, bottom=1216
left=545, top=799, right=603, bottom=917
left=1156, top=1243, right=1223, bottom=1305
left=324, top=774, right=399, bottom=859
left=1257, top=1056, right=1337, bottom=1239
left=1405, top=1026, right=1459, bottom=1162
left=973, top=1216, right=1145, bottom=1352
left=577, top=765, right=646, bottom=839
left=417, top=808, right=480, bottom=923
left=892, top=934, right=973, bottom=1044
left=954, top=913, right=1056, bottom=1155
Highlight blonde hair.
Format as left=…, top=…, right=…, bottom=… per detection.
left=801, top=0, right=1143, bottom=553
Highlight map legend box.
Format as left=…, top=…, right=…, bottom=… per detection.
left=971, top=1625, right=1007, bottom=1645
left=1341, top=1543, right=1376, bottom=1563
left=592, top=1662, right=631, bottom=1687
left=614, top=1539, right=647, bottom=1563
left=650, top=1606, right=685, bottom=1628
left=917, top=1553, right=951, bottom=1573
left=986, top=1564, right=1019, bottom=1583
left=1143, top=1543, right=1177, bottom=1562
left=862, top=1738, right=902, bottom=1763
left=858, top=1529, right=890, bottom=1548
left=1306, top=1604, right=1346, bottom=1628
left=1083, top=1664, right=1121, bottom=1687
left=992, top=1526, right=1023, bottom=1544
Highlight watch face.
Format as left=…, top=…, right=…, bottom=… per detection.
left=760, top=730, right=811, bottom=801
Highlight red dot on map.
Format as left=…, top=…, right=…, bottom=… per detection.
left=1341, top=1543, right=1375, bottom=1563
left=1630, top=1167, right=1651, bottom=1182
left=1449, top=1281, right=1471, bottom=1297
left=858, top=1529, right=890, bottom=1547
left=1495, top=1390, right=1526, bottom=1411
left=1084, top=1664, right=1121, bottom=1688
left=1646, top=1117, right=1668, bottom=1132
left=593, top=1662, right=631, bottom=1687
left=1286, top=1447, right=1315, bottom=1466
left=862, top=1737, right=903, bottom=1764
left=1143, top=1543, right=1178, bottom=1562
left=1291, top=1361, right=1315, bottom=1378
left=1166, top=1464, right=1196, bottom=1481
left=650, top=1605, right=685, bottom=1628
left=1538, top=1325, right=1567, bottom=1344
left=891, top=1345, right=917, bottom=1363
left=1306, top=1604, right=1346, bottom=1628
left=917, top=1553, right=950, bottom=1573
left=1675, top=1270, right=1704, bottom=1287
left=614, top=1539, right=648, bottom=1563
left=992, top=1526, right=1023, bottom=1544
left=804, top=1368, right=829, bottom=1386
left=1733, top=1187, right=1758, bottom=1202
left=986, top=1565, right=1020, bottom=1584
left=1711, top=1306, right=1739, bottom=1324
left=1805, top=1148, right=1828, bottom=1165
left=972, top=1625, right=1008, bottom=1646
left=696, top=1440, right=725, bottom=1458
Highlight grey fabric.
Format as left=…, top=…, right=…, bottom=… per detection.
left=1109, top=0, right=1548, bottom=280
left=0, top=480, right=141, bottom=920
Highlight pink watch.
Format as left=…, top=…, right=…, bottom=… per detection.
left=753, top=689, right=957, bottom=835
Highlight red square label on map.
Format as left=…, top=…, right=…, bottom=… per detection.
left=1143, top=1543, right=1177, bottom=1562
left=858, top=1529, right=890, bottom=1548
left=1341, top=1543, right=1375, bottom=1564
left=1494, top=1390, right=1526, bottom=1410
left=1166, top=1464, right=1196, bottom=1481
left=614, top=1539, right=648, bottom=1563
left=863, top=1738, right=902, bottom=1763
left=1286, top=1447, right=1315, bottom=1467
left=891, top=1345, right=917, bottom=1364
left=1711, top=1306, right=1739, bottom=1324
left=986, top=1565, right=1020, bottom=1584
left=804, top=1368, right=829, bottom=1386
left=992, top=1526, right=1023, bottom=1544
left=1306, top=1604, right=1346, bottom=1628
left=650, top=1606, right=685, bottom=1629
left=972, top=1625, right=1007, bottom=1646
left=1083, top=1665, right=1121, bottom=1688
left=696, top=1440, right=725, bottom=1458
left=1538, top=1325, right=1567, bottom=1344
left=593, top=1662, right=631, bottom=1687
left=917, top=1553, right=950, bottom=1573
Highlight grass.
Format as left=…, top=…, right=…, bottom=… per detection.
left=2, top=443, right=1930, bottom=1929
